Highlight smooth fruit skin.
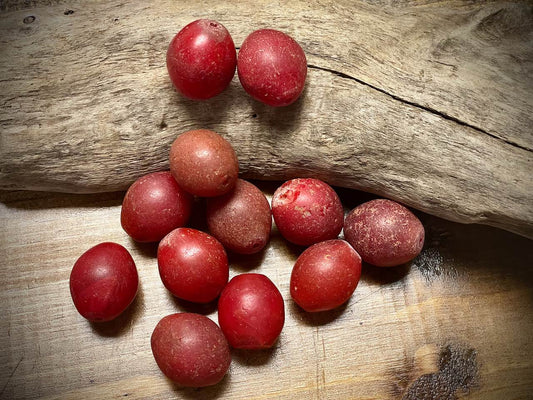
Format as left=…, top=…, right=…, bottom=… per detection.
left=157, top=228, right=229, bottom=303
left=271, top=178, right=344, bottom=246
left=343, top=199, right=425, bottom=267
left=167, top=19, right=237, bottom=100
left=151, top=313, right=231, bottom=387
left=237, top=29, right=307, bottom=107
left=70, top=242, right=138, bottom=322
left=206, top=179, right=272, bottom=254
left=169, top=129, right=239, bottom=197
left=217, top=273, right=285, bottom=349
left=290, top=240, right=362, bottom=312
left=120, top=171, right=194, bottom=243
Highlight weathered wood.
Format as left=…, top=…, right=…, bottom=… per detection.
left=0, top=1, right=532, bottom=239
left=1, top=187, right=532, bottom=400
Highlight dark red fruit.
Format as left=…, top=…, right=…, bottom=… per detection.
left=70, top=242, right=138, bottom=322
left=271, top=178, right=344, bottom=246
left=151, top=313, right=231, bottom=387
left=290, top=239, right=362, bottom=312
left=157, top=228, right=229, bottom=303
left=167, top=19, right=236, bottom=100
left=238, top=29, right=307, bottom=107
left=217, top=273, right=284, bottom=349
left=121, top=171, right=193, bottom=243
left=206, top=179, right=272, bottom=254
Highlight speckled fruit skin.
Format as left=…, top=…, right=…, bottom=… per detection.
left=206, top=179, right=272, bottom=254
left=169, top=129, right=239, bottom=197
left=157, top=228, right=229, bottom=303
left=290, top=240, right=362, bottom=312
left=70, top=242, right=138, bottom=322
left=271, top=178, right=344, bottom=246
left=151, top=313, right=231, bottom=387
left=217, top=273, right=285, bottom=349
left=344, top=199, right=425, bottom=267
left=166, top=19, right=237, bottom=100
left=237, top=29, right=307, bottom=107
left=120, top=171, right=194, bottom=243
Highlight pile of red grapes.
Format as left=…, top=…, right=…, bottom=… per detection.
left=69, top=19, right=425, bottom=388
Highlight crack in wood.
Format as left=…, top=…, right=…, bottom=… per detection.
left=0, top=356, right=23, bottom=397
left=307, top=64, right=532, bottom=153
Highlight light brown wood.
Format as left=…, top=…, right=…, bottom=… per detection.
left=0, top=1, right=532, bottom=238
left=0, top=185, right=532, bottom=400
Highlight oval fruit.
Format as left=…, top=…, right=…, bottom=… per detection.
left=121, top=171, right=193, bottom=243
left=167, top=19, right=236, bottom=100
left=290, top=239, right=362, bottom=312
left=206, top=179, right=272, bottom=254
left=169, top=129, right=239, bottom=197
left=344, top=199, right=425, bottom=267
left=151, top=313, right=231, bottom=387
left=157, top=228, right=229, bottom=303
left=217, top=273, right=284, bottom=349
left=271, top=178, right=344, bottom=246
left=70, top=242, right=138, bottom=322
left=237, top=29, right=307, bottom=107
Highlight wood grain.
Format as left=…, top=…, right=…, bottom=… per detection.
left=1, top=185, right=532, bottom=400
left=0, top=1, right=532, bottom=238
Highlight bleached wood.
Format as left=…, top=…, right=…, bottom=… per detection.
left=0, top=1, right=532, bottom=233
left=0, top=1, right=531, bottom=237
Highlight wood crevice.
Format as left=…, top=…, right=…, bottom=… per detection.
left=307, top=64, right=532, bottom=153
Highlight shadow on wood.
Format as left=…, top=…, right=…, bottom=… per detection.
left=166, top=291, right=219, bottom=316
left=170, top=372, right=231, bottom=400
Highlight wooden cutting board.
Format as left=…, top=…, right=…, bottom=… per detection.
left=1, top=1, right=532, bottom=399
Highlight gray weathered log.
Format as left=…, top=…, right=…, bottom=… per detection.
left=0, top=0, right=532, bottom=238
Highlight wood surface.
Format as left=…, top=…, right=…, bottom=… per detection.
left=1, top=185, right=532, bottom=400
left=0, top=1, right=532, bottom=238
left=1, top=1, right=533, bottom=400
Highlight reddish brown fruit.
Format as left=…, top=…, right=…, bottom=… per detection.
left=206, top=179, right=272, bottom=254
left=344, top=199, right=425, bottom=267
left=151, top=313, right=231, bottom=387
left=169, top=129, right=239, bottom=197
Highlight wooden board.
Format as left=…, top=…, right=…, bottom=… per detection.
left=1, top=185, right=532, bottom=399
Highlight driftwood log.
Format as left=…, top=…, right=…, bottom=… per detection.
left=0, top=1, right=532, bottom=238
